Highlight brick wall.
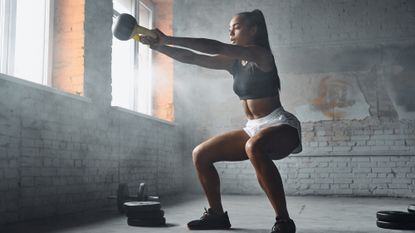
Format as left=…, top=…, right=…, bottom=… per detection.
left=173, top=0, right=415, bottom=197
left=0, top=0, right=184, bottom=225
left=52, top=0, right=85, bottom=95
left=217, top=155, right=415, bottom=196
left=300, top=120, right=415, bottom=156
left=152, top=0, right=174, bottom=121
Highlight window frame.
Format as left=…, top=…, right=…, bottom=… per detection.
left=135, top=0, right=154, bottom=114
left=0, top=0, right=54, bottom=85
left=0, top=0, right=16, bottom=75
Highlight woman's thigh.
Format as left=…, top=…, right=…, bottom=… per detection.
left=193, top=130, right=250, bottom=163
left=250, top=124, right=300, bottom=160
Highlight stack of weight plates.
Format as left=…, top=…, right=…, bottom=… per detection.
left=124, top=201, right=166, bottom=227
left=376, top=204, right=415, bottom=230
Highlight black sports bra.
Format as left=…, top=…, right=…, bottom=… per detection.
left=231, top=59, right=280, bottom=100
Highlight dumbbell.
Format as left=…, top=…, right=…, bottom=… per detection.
left=108, top=183, right=159, bottom=213
left=113, top=13, right=157, bottom=41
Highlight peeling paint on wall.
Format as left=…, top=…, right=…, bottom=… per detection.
left=381, top=45, right=415, bottom=120
left=312, top=75, right=355, bottom=119
left=391, top=71, right=415, bottom=112
left=290, top=73, right=370, bottom=122
left=384, top=66, right=415, bottom=119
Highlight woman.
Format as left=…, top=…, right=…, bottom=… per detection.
left=140, top=9, right=302, bottom=233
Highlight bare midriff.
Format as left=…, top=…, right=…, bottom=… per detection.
left=241, top=96, right=282, bottom=120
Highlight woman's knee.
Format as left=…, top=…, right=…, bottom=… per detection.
left=245, top=136, right=266, bottom=159
left=192, top=144, right=209, bottom=167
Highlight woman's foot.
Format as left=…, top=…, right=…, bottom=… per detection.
left=187, top=208, right=231, bottom=230
left=271, top=217, right=296, bottom=233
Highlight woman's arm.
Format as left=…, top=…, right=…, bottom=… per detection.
left=165, top=37, right=223, bottom=55
left=160, top=33, right=273, bottom=70
left=154, top=45, right=235, bottom=73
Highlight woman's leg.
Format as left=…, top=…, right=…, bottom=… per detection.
left=192, top=130, right=250, bottom=214
left=244, top=125, right=300, bottom=220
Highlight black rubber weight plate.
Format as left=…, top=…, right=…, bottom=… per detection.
left=377, top=220, right=415, bottom=230
left=377, top=211, right=415, bottom=223
left=408, top=204, right=415, bottom=213
left=127, top=217, right=166, bottom=227
left=126, top=209, right=164, bottom=219
left=123, top=201, right=161, bottom=212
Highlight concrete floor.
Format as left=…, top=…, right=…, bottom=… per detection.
left=1, top=194, right=414, bottom=233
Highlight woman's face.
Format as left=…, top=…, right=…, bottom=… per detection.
left=229, top=15, right=256, bottom=46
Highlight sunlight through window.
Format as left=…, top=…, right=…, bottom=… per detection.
left=0, top=0, right=52, bottom=85
left=112, top=0, right=154, bottom=115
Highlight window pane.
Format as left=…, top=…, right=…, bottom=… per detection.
left=112, top=0, right=154, bottom=115
left=0, top=0, right=6, bottom=72
left=14, top=0, right=49, bottom=84
left=112, top=0, right=135, bottom=109
left=0, top=0, right=13, bottom=74
left=137, top=2, right=152, bottom=114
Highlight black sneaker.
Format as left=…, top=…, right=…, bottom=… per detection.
left=271, top=218, right=296, bottom=233
left=187, top=208, right=231, bottom=230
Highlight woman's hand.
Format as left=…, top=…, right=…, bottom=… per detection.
left=140, top=28, right=168, bottom=49
left=139, top=35, right=160, bottom=49
left=152, top=28, right=168, bottom=45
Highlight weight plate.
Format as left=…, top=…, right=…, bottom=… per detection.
left=127, top=217, right=166, bottom=227
left=377, top=210, right=415, bottom=223
left=377, top=220, right=415, bottom=230
left=123, top=201, right=161, bottom=212
left=126, top=209, right=164, bottom=219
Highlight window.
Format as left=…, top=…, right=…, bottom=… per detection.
left=0, top=0, right=53, bottom=85
left=112, top=0, right=154, bottom=115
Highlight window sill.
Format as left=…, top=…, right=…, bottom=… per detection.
left=111, top=106, right=176, bottom=127
left=0, top=73, right=91, bottom=103
left=0, top=73, right=176, bottom=126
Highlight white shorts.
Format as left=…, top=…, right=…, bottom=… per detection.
left=243, top=107, right=302, bottom=155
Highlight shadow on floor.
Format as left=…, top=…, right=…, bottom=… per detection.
left=0, top=208, right=121, bottom=233
left=229, top=228, right=372, bottom=233
left=296, top=230, right=374, bottom=233
left=229, top=228, right=269, bottom=232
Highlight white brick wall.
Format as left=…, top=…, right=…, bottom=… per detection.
left=215, top=155, right=415, bottom=197
left=0, top=74, right=184, bottom=225
left=300, top=120, right=415, bottom=156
